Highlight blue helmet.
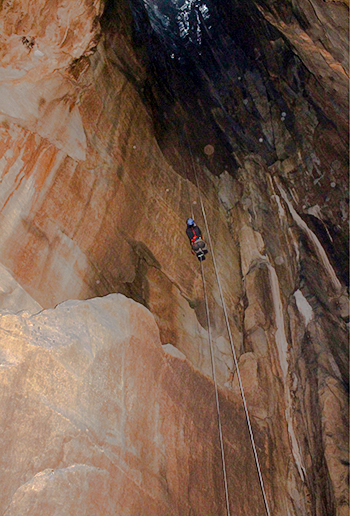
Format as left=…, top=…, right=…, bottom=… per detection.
left=186, top=218, right=195, bottom=226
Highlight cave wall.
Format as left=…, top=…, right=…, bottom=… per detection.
left=138, top=0, right=349, bottom=273
left=232, top=156, right=348, bottom=515
left=0, top=0, right=244, bottom=388
left=0, top=0, right=348, bottom=515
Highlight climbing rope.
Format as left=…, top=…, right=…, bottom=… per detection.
left=158, top=40, right=195, bottom=221
left=200, top=259, right=231, bottom=515
left=161, top=57, right=232, bottom=512
left=179, top=129, right=195, bottom=221
left=181, top=131, right=231, bottom=515
left=157, top=42, right=270, bottom=515
left=191, top=158, right=272, bottom=516
left=175, top=36, right=271, bottom=516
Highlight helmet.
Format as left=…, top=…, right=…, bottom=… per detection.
left=186, top=218, right=195, bottom=226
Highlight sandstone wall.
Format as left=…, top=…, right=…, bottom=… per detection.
left=0, top=0, right=243, bottom=387
left=0, top=289, right=275, bottom=515
left=0, top=0, right=348, bottom=514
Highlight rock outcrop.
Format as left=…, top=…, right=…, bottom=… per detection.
left=0, top=290, right=272, bottom=516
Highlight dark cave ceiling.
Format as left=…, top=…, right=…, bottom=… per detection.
left=125, top=0, right=321, bottom=168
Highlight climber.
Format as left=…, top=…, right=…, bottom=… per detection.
left=186, top=218, right=208, bottom=261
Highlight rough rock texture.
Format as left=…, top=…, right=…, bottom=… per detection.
left=0, top=292, right=273, bottom=516
left=230, top=156, right=349, bottom=515
left=0, top=0, right=348, bottom=514
left=0, top=263, right=42, bottom=313
left=0, top=0, right=241, bottom=387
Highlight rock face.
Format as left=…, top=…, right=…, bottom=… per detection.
left=0, top=273, right=347, bottom=515
left=0, top=0, right=242, bottom=388
left=0, top=292, right=272, bottom=516
left=0, top=0, right=348, bottom=514
left=0, top=263, right=42, bottom=313
left=231, top=157, right=349, bottom=515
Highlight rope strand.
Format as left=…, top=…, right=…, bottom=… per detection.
left=169, top=71, right=231, bottom=514
left=180, top=120, right=231, bottom=515
left=192, top=162, right=272, bottom=516
left=156, top=41, right=270, bottom=515
left=200, top=260, right=231, bottom=516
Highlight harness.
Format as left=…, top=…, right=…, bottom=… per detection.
left=190, top=227, right=199, bottom=245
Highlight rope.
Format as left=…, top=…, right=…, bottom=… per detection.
left=181, top=119, right=231, bottom=514
left=181, top=126, right=231, bottom=513
left=167, top=76, right=232, bottom=512
left=160, top=46, right=271, bottom=515
left=200, top=259, right=231, bottom=516
left=192, top=161, right=272, bottom=516
left=156, top=35, right=195, bottom=221
left=181, top=129, right=195, bottom=221
left=157, top=23, right=272, bottom=516
left=162, top=59, right=231, bottom=513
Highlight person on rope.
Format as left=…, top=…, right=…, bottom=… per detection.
left=186, top=218, right=208, bottom=260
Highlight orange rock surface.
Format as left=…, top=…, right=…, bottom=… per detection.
left=0, top=0, right=348, bottom=514
left=0, top=292, right=273, bottom=515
